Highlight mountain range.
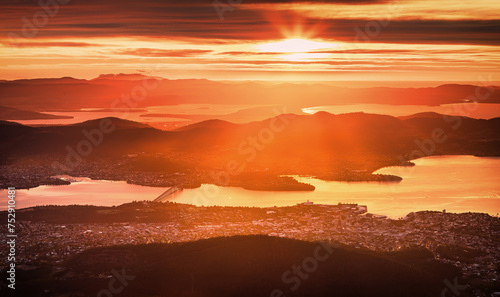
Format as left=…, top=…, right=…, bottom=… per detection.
left=0, top=75, right=499, bottom=111
left=1, top=111, right=499, bottom=190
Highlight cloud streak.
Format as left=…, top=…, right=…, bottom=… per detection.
left=0, top=0, right=498, bottom=80
left=1, top=0, right=499, bottom=45
left=115, top=48, right=213, bottom=57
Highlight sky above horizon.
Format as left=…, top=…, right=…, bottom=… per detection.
left=1, top=0, right=499, bottom=81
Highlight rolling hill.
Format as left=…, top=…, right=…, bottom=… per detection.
left=7, top=235, right=462, bottom=297
left=0, top=112, right=499, bottom=189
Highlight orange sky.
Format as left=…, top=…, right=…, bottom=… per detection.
left=1, top=0, right=499, bottom=81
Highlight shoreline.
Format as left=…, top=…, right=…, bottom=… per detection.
left=1, top=198, right=498, bottom=220
left=1, top=155, right=498, bottom=218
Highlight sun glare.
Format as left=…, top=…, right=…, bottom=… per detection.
left=279, top=52, right=331, bottom=62
left=256, top=38, right=336, bottom=53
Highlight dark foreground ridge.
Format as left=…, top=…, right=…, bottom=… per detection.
left=4, top=235, right=461, bottom=297
left=1, top=202, right=499, bottom=296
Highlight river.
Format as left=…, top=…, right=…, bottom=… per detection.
left=1, top=155, right=499, bottom=218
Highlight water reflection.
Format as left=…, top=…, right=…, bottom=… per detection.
left=151, top=155, right=500, bottom=218
left=2, top=156, right=499, bottom=218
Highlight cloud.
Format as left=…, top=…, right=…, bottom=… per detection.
left=217, top=51, right=283, bottom=56
left=114, top=48, right=213, bottom=57
left=0, top=0, right=498, bottom=47
left=3, top=41, right=103, bottom=47
left=322, top=19, right=500, bottom=46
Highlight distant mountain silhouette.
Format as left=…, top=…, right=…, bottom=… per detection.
left=93, top=73, right=153, bottom=81
left=1, top=112, right=499, bottom=186
left=71, top=117, right=152, bottom=129
left=0, top=105, right=73, bottom=120
left=1, top=75, right=498, bottom=110
left=175, top=118, right=236, bottom=131
left=10, top=77, right=85, bottom=84
left=397, top=112, right=448, bottom=120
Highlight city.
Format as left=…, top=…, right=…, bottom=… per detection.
left=1, top=200, right=498, bottom=295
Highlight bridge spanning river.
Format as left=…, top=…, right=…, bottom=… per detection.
left=154, top=187, right=183, bottom=202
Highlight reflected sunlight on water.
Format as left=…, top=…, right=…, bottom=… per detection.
left=2, top=156, right=499, bottom=218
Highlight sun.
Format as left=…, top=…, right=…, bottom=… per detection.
left=255, top=38, right=337, bottom=61
left=256, top=38, right=334, bottom=53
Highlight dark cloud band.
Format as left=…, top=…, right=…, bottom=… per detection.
left=1, top=0, right=498, bottom=46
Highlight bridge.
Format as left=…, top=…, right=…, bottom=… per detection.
left=154, top=186, right=183, bottom=202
